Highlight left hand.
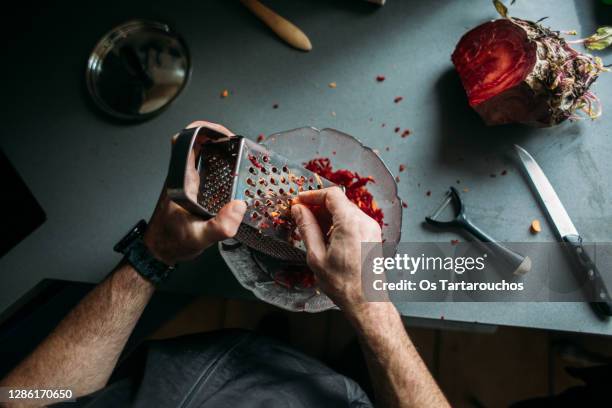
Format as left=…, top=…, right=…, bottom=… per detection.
left=143, top=121, right=247, bottom=266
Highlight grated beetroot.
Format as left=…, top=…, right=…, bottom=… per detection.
left=273, top=266, right=316, bottom=289
left=304, top=158, right=384, bottom=228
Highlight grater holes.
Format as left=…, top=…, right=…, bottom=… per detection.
left=198, top=152, right=233, bottom=213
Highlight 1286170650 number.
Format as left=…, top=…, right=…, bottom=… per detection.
left=0, top=387, right=75, bottom=402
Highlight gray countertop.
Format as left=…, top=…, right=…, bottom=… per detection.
left=1, top=0, right=611, bottom=334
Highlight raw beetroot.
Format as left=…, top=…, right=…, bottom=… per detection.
left=452, top=17, right=607, bottom=127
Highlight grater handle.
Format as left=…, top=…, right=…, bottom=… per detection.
left=166, top=125, right=232, bottom=220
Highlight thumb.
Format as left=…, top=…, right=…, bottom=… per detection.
left=199, top=200, right=246, bottom=245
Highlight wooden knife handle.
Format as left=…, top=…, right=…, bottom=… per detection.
left=241, top=0, right=312, bottom=51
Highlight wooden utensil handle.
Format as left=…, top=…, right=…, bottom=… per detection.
left=241, top=0, right=312, bottom=51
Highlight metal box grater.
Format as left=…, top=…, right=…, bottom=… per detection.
left=167, top=126, right=336, bottom=262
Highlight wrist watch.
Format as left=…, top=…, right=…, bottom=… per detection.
left=114, top=220, right=174, bottom=285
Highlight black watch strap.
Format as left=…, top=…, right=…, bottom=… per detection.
left=114, top=220, right=174, bottom=285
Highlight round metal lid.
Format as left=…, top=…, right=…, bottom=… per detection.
left=86, top=20, right=190, bottom=120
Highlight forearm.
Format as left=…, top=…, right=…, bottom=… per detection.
left=345, top=303, right=449, bottom=408
left=0, top=262, right=154, bottom=401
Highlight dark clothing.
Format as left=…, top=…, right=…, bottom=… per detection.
left=69, top=330, right=373, bottom=408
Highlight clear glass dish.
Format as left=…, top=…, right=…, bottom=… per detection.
left=220, top=127, right=402, bottom=312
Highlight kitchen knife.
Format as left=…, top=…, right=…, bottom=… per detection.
left=514, top=144, right=612, bottom=317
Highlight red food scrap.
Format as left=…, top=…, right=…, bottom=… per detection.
left=394, top=96, right=403, bottom=103
left=501, top=169, right=508, bottom=176
left=304, top=158, right=384, bottom=228
left=274, top=267, right=316, bottom=289
left=257, top=134, right=265, bottom=142
left=402, top=201, right=408, bottom=209
left=248, top=154, right=263, bottom=169
left=376, top=75, right=386, bottom=82
left=399, top=164, right=406, bottom=172
left=426, top=190, right=432, bottom=197
left=451, top=239, right=460, bottom=245
left=395, top=176, right=400, bottom=183
left=394, top=127, right=400, bottom=133
left=401, top=129, right=411, bottom=138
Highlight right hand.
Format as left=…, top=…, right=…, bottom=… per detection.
left=291, top=187, right=382, bottom=310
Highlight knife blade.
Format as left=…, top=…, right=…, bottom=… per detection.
left=514, top=144, right=612, bottom=317
left=514, top=145, right=578, bottom=238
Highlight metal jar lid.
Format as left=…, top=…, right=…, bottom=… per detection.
left=86, top=20, right=190, bottom=120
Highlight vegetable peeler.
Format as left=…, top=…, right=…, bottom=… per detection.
left=425, top=186, right=531, bottom=276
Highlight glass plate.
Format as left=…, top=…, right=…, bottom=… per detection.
left=220, top=127, right=402, bottom=312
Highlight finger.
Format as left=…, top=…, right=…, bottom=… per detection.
left=308, top=205, right=333, bottom=236
left=172, top=121, right=234, bottom=145
left=188, top=121, right=235, bottom=145
left=291, top=204, right=326, bottom=266
left=198, top=200, right=246, bottom=244
left=186, top=120, right=234, bottom=136
left=297, top=187, right=351, bottom=218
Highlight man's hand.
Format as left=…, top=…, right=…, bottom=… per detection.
left=0, top=120, right=248, bottom=404
left=291, top=187, right=381, bottom=310
left=292, top=187, right=449, bottom=408
left=144, top=121, right=246, bottom=266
